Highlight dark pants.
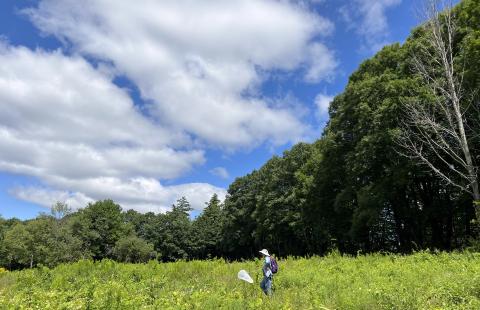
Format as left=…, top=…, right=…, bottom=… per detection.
left=260, top=276, right=272, bottom=295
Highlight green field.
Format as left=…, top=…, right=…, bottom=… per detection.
left=1, top=252, right=480, bottom=309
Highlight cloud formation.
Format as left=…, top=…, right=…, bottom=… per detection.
left=26, top=0, right=337, bottom=147
left=9, top=187, right=94, bottom=211
left=10, top=179, right=225, bottom=213
left=209, top=167, right=230, bottom=180
left=339, top=0, right=401, bottom=52
left=0, top=1, right=339, bottom=213
left=0, top=45, right=224, bottom=211
left=314, top=93, right=334, bottom=120
left=0, top=46, right=202, bottom=179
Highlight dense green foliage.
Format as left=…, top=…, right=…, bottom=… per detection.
left=1, top=252, right=480, bottom=309
left=0, top=0, right=479, bottom=269
left=220, top=0, right=480, bottom=257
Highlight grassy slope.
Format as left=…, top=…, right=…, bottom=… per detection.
left=1, top=252, right=480, bottom=309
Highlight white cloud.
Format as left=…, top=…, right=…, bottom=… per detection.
left=0, top=46, right=203, bottom=180
left=338, top=6, right=355, bottom=30
left=339, top=0, right=401, bottom=52
left=0, top=1, right=341, bottom=214
left=209, top=167, right=229, bottom=180
left=9, top=187, right=93, bottom=210
left=357, top=0, right=401, bottom=36
left=0, top=45, right=222, bottom=212
left=26, top=0, right=337, bottom=148
left=305, top=43, right=338, bottom=83
left=10, top=178, right=226, bottom=213
left=314, top=93, right=334, bottom=120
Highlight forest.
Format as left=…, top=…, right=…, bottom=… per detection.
left=0, top=0, right=479, bottom=270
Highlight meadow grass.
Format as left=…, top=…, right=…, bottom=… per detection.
left=1, top=251, right=479, bottom=309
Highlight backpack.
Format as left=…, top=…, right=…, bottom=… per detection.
left=270, top=256, right=278, bottom=274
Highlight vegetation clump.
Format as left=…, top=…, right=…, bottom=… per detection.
left=1, top=252, right=479, bottom=309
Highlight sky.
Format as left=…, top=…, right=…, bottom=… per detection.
left=0, top=0, right=422, bottom=219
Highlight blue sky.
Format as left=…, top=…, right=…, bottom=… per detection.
left=0, top=0, right=423, bottom=219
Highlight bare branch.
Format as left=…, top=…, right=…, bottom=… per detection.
left=396, top=0, right=480, bottom=206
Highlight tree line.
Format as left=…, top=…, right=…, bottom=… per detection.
left=1, top=0, right=479, bottom=269
left=0, top=197, right=226, bottom=269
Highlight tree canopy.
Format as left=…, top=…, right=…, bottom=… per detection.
left=0, top=0, right=478, bottom=270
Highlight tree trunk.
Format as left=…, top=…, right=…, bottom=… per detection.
left=398, top=0, right=480, bottom=226
left=455, top=100, right=480, bottom=221
left=473, top=182, right=480, bottom=225
left=444, top=194, right=453, bottom=250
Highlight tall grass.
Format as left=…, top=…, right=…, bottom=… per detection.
left=1, top=251, right=479, bottom=309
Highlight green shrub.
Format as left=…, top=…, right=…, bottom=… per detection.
left=0, top=252, right=479, bottom=309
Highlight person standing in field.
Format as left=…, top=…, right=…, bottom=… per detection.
left=259, top=249, right=273, bottom=296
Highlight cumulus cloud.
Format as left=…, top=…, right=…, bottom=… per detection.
left=339, top=0, right=401, bottom=52
left=9, top=187, right=94, bottom=211
left=10, top=178, right=226, bottom=213
left=209, top=167, right=230, bottom=180
left=0, top=46, right=203, bottom=180
left=0, top=45, right=223, bottom=212
left=0, top=1, right=340, bottom=213
left=305, top=43, right=338, bottom=83
left=314, top=93, right=334, bottom=120
left=25, top=0, right=337, bottom=147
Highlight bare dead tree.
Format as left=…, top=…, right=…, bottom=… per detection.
left=397, top=0, right=480, bottom=219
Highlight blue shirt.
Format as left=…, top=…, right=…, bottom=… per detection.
left=262, top=256, right=272, bottom=278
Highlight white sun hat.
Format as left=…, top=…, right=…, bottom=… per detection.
left=259, top=249, right=270, bottom=256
